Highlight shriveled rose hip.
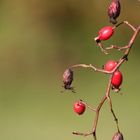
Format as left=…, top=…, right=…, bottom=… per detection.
left=63, top=68, right=73, bottom=90
left=108, top=0, right=121, bottom=24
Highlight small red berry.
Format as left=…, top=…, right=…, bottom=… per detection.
left=73, top=101, right=86, bottom=115
left=111, top=70, right=123, bottom=89
left=104, top=60, right=117, bottom=71
left=95, top=26, right=114, bottom=41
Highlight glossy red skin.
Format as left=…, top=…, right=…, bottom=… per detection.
left=111, top=71, right=123, bottom=88
left=104, top=60, right=117, bottom=71
left=73, top=101, right=86, bottom=115
left=98, top=26, right=114, bottom=40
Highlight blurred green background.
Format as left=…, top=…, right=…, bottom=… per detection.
left=0, top=0, right=140, bottom=140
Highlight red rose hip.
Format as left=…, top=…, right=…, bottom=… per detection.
left=95, top=26, right=114, bottom=42
left=73, top=101, right=86, bottom=115
left=111, top=70, right=123, bottom=88
left=104, top=60, right=117, bottom=71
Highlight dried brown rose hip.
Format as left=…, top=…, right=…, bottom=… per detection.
left=108, top=0, right=121, bottom=24
left=112, top=132, right=124, bottom=140
left=63, top=68, right=73, bottom=90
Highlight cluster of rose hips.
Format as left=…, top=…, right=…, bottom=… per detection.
left=72, top=60, right=123, bottom=115
left=62, top=0, right=122, bottom=113
left=63, top=23, right=123, bottom=113
left=63, top=59, right=123, bottom=115
left=62, top=0, right=125, bottom=139
left=62, top=20, right=124, bottom=140
left=104, top=60, right=123, bottom=91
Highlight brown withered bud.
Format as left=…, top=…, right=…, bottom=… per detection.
left=112, top=132, right=124, bottom=140
left=108, top=0, right=121, bottom=24
left=63, top=68, right=73, bottom=90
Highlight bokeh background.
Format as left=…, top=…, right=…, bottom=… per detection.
left=0, top=0, right=140, bottom=140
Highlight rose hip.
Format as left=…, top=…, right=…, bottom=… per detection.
left=104, top=60, right=117, bottom=71
left=111, top=70, right=123, bottom=89
left=95, top=26, right=114, bottom=42
left=73, top=101, right=86, bottom=115
left=108, top=0, right=121, bottom=24
left=63, top=68, right=73, bottom=90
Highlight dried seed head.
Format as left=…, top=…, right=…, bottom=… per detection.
left=108, top=0, right=121, bottom=24
left=112, top=132, right=124, bottom=140
left=63, top=68, right=73, bottom=90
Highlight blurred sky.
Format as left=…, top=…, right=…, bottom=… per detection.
left=0, top=0, right=140, bottom=140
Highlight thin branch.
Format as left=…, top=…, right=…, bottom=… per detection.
left=95, top=41, right=108, bottom=54
left=92, top=96, right=106, bottom=134
left=107, top=96, right=120, bottom=132
left=70, top=23, right=140, bottom=74
left=72, top=96, right=107, bottom=137
left=70, top=64, right=111, bottom=74
left=115, top=21, right=136, bottom=31
left=123, top=21, right=136, bottom=31
left=95, top=21, right=137, bottom=54
left=80, top=100, right=96, bottom=112
left=106, top=45, right=128, bottom=51
left=72, top=131, right=93, bottom=137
